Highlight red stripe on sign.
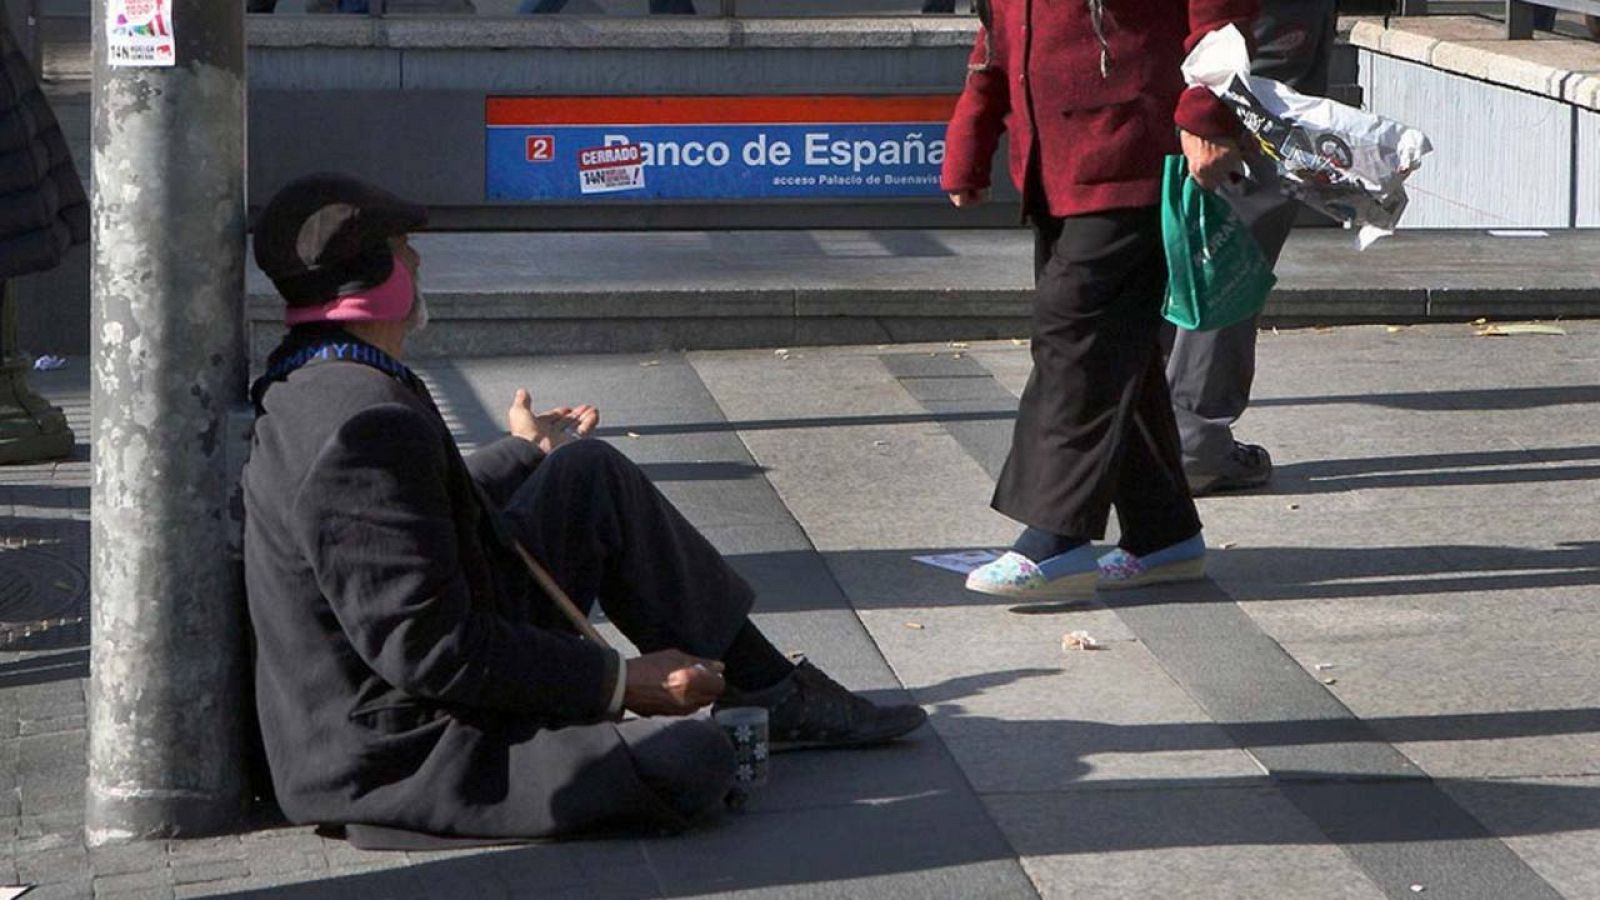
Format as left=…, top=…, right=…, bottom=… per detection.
left=486, top=95, right=958, bottom=127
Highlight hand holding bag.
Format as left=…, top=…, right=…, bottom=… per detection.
left=1160, top=155, right=1277, bottom=332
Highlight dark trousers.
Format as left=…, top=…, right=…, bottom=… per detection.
left=499, top=439, right=752, bottom=823
left=1165, top=160, right=1302, bottom=470
left=1165, top=0, right=1338, bottom=474
left=505, top=438, right=755, bottom=666
left=994, top=207, right=1201, bottom=555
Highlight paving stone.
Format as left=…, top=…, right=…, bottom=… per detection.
left=236, top=828, right=321, bottom=849
left=242, top=849, right=328, bottom=880
left=238, top=867, right=433, bottom=899
left=1275, top=634, right=1600, bottom=780
left=91, top=867, right=176, bottom=897
left=87, top=843, right=166, bottom=877
left=21, top=766, right=89, bottom=816
left=97, top=885, right=174, bottom=900
left=988, top=786, right=1386, bottom=899
left=184, top=869, right=335, bottom=896
left=1443, top=775, right=1600, bottom=900
left=317, top=837, right=407, bottom=873
left=690, top=349, right=1017, bottom=554
left=13, top=691, right=85, bottom=725
left=24, top=878, right=93, bottom=900
left=17, top=809, right=85, bottom=841
left=645, top=800, right=1032, bottom=898
left=858, top=603, right=1259, bottom=793
left=14, top=832, right=81, bottom=856
left=171, top=858, right=251, bottom=886
left=406, top=859, right=516, bottom=900
left=175, top=883, right=264, bottom=900
left=165, top=837, right=243, bottom=862
left=15, top=844, right=90, bottom=884
left=18, top=717, right=86, bottom=738
left=733, top=728, right=951, bottom=815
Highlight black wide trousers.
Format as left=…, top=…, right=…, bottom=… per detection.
left=992, top=206, right=1202, bottom=555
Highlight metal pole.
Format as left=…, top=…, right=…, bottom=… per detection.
left=86, top=0, right=249, bottom=842
left=1506, top=0, right=1537, bottom=38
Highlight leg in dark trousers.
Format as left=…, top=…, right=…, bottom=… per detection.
left=500, top=437, right=923, bottom=767
left=1166, top=0, right=1337, bottom=481
left=502, top=438, right=753, bottom=658
left=994, top=207, right=1200, bottom=553
left=500, top=439, right=789, bottom=685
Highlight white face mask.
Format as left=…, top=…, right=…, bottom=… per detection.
left=404, top=284, right=429, bottom=333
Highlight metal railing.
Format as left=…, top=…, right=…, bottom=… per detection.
left=1505, top=0, right=1600, bottom=37
left=1394, top=0, right=1600, bottom=39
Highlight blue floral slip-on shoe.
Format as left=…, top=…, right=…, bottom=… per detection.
left=965, top=545, right=1101, bottom=599
left=1096, top=534, right=1207, bottom=591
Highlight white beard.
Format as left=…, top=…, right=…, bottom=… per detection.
left=404, top=285, right=430, bottom=333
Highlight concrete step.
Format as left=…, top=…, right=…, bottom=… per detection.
left=245, top=227, right=1600, bottom=362
left=39, top=15, right=89, bottom=82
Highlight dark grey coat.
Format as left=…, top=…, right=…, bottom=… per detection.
left=0, top=15, right=87, bottom=281
left=242, top=360, right=690, bottom=839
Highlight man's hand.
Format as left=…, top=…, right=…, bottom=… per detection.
left=507, top=388, right=599, bottom=455
left=947, top=188, right=988, bottom=209
left=623, top=650, right=726, bottom=717
left=1180, top=130, right=1243, bottom=191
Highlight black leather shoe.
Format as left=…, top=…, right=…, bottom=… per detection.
left=1188, top=442, right=1273, bottom=497
left=717, top=659, right=927, bottom=752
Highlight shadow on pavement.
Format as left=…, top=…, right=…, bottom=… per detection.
left=592, top=408, right=1015, bottom=439
left=636, top=461, right=769, bottom=482
left=783, top=544, right=1600, bottom=613
left=1205, top=542, right=1600, bottom=602
left=1253, top=384, right=1600, bottom=412
left=0, top=647, right=88, bottom=688
left=1267, top=445, right=1600, bottom=494
left=933, top=707, right=1600, bottom=761
left=0, top=483, right=90, bottom=509
left=184, top=667, right=1600, bottom=896
left=206, top=772, right=1600, bottom=899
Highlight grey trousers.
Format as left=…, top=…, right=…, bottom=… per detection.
left=1165, top=0, right=1338, bottom=474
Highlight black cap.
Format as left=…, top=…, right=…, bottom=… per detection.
left=254, top=173, right=427, bottom=306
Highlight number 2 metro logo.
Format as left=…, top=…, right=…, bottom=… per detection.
left=525, top=135, right=555, bottom=163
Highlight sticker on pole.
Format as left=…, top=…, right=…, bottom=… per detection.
left=106, top=0, right=176, bottom=68
left=577, top=144, right=645, bottom=195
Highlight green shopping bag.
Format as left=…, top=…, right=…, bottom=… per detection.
left=1160, top=155, right=1276, bottom=331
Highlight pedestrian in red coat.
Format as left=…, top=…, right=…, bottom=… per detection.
left=946, top=0, right=1259, bottom=601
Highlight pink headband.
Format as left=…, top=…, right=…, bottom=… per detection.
left=285, top=259, right=416, bottom=326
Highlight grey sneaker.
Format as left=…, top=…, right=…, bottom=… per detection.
left=717, top=659, right=928, bottom=752
left=1187, top=442, right=1273, bottom=496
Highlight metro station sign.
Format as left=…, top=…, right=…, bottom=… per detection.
left=485, top=95, right=958, bottom=201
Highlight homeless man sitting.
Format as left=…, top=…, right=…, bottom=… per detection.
left=242, top=173, right=927, bottom=846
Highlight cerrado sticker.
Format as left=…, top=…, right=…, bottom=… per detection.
left=576, top=143, right=645, bottom=195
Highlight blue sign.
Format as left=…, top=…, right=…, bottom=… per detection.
left=485, top=96, right=957, bottom=202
